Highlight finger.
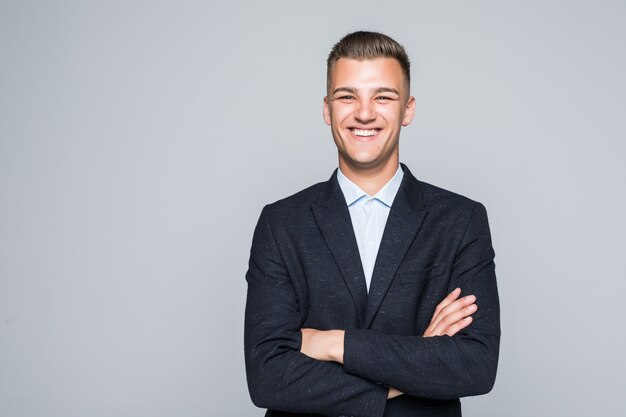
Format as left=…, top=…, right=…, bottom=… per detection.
left=430, top=303, right=477, bottom=336
left=425, top=299, right=476, bottom=337
left=443, top=316, right=473, bottom=337
left=430, top=294, right=476, bottom=329
left=431, top=288, right=461, bottom=323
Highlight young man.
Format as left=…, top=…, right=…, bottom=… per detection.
left=244, top=31, right=500, bottom=417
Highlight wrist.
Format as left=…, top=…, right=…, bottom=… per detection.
left=329, top=330, right=345, bottom=363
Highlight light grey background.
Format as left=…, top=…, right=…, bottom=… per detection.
left=1, top=1, right=625, bottom=416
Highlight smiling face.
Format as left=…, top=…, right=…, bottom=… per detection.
left=324, top=57, right=415, bottom=176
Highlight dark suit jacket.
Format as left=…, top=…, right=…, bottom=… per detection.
left=244, top=164, right=500, bottom=417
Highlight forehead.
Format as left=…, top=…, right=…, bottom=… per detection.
left=329, top=57, right=405, bottom=90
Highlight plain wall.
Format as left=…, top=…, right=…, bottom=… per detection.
left=1, top=1, right=625, bottom=416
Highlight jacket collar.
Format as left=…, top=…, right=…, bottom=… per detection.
left=311, top=164, right=428, bottom=328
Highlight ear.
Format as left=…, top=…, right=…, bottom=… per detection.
left=401, top=96, right=416, bottom=127
left=323, top=96, right=331, bottom=126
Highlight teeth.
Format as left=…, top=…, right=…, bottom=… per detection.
left=351, top=129, right=378, bottom=137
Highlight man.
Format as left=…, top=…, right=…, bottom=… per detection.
left=244, top=31, right=500, bottom=417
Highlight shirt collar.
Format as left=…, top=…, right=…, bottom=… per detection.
left=337, top=165, right=404, bottom=208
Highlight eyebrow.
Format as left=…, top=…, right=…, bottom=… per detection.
left=372, top=87, right=400, bottom=95
left=332, top=87, right=358, bottom=95
left=332, top=86, right=401, bottom=96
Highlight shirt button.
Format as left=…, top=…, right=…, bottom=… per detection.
left=368, top=241, right=375, bottom=247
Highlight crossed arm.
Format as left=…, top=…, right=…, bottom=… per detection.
left=245, top=203, right=499, bottom=416
left=300, top=288, right=478, bottom=399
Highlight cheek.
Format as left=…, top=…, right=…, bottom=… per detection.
left=379, top=107, right=402, bottom=122
left=330, top=105, right=353, bottom=123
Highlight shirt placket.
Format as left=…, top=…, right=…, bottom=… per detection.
left=363, top=198, right=377, bottom=291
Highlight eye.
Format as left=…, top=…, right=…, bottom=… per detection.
left=337, top=95, right=355, bottom=100
left=376, top=96, right=393, bottom=101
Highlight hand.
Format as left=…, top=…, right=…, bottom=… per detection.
left=423, top=288, right=477, bottom=337
left=387, top=387, right=403, bottom=399
left=300, top=328, right=345, bottom=364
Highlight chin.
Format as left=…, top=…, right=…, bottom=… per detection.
left=344, top=157, right=383, bottom=170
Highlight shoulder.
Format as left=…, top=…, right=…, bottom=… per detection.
left=401, top=164, right=484, bottom=213
left=418, top=180, right=479, bottom=209
left=415, top=179, right=490, bottom=230
left=258, top=179, right=328, bottom=221
left=268, top=180, right=326, bottom=208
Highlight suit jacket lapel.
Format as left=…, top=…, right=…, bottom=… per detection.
left=311, top=170, right=368, bottom=325
left=363, top=165, right=429, bottom=328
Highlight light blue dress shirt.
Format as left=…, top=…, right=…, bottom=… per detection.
left=337, top=165, right=404, bottom=292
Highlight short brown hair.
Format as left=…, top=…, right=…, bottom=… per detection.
left=326, top=31, right=411, bottom=92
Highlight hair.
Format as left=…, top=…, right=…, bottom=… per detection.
left=326, top=31, right=411, bottom=92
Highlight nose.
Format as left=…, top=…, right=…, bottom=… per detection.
left=354, top=99, right=376, bottom=123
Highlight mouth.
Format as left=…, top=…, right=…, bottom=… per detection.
left=349, top=128, right=381, bottom=140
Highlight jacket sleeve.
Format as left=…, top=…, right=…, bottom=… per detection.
left=244, top=206, right=389, bottom=417
left=342, top=202, right=500, bottom=399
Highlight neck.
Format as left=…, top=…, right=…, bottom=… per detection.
left=339, top=158, right=400, bottom=196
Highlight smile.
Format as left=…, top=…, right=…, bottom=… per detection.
left=350, top=128, right=379, bottom=137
